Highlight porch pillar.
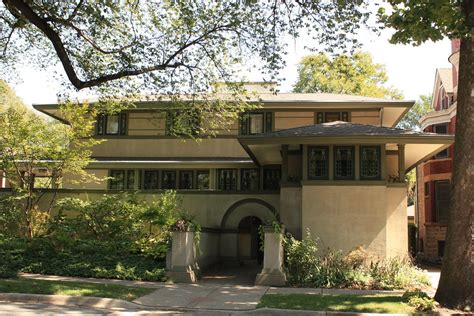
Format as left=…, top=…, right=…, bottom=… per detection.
left=397, top=144, right=406, bottom=181
left=281, top=144, right=289, bottom=184
left=166, top=231, right=200, bottom=283
left=255, top=226, right=287, bottom=286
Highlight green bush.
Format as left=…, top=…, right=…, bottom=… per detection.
left=402, top=289, right=435, bottom=311
left=0, top=237, right=166, bottom=281
left=284, top=230, right=431, bottom=290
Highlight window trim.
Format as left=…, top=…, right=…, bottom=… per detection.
left=434, top=123, right=449, bottom=158
left=263, top=166, right=281, bottom=190
left=307, top=146, right=329, bottom=180
left=315, top=111, right=350, bottom=124
left=196, top=170, right=210, bottom=190
left=109, top=169, right=135, bottom=190
left=179, top=170, right=194, bottom=190
left=359, top=145, right=381, bottom=180
left=333, top=146, right=355, bottom=180
left=217, top=168, right=238, bottom=190
left=161, top=170, right=177, bottom=189
left=435, top=180, right=450, bottom=224
left=240, top=111, right=273, bottom=135
left=240, top=168, right=260, bottom=191
left=142, top=169, right=160, bottom=190
left=97, top=113, right=128, bottom=136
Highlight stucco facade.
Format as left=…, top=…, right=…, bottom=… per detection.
left=16, top=86, right=453, bottom=264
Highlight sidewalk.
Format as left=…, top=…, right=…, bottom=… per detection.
left=17, top=273, right=422, bottom=312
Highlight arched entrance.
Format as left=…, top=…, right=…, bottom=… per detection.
left=238, top=216, right=264, bottom=265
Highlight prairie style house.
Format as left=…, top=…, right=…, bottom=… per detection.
left=417, top=40, right=459, bottom=262
left=31, top=83, right=453, bottom=267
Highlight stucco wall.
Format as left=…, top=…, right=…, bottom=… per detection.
left=301, top=184, right=407, bottom=258
left=280, top=187, right=302, bottom=239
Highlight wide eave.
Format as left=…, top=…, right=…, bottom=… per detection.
left=238, top=121, right=454, bottom=171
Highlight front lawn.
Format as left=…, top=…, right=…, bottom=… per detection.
left=258, top=294, right=415, bottom=314
left=0, top=277, right=154, bottom=301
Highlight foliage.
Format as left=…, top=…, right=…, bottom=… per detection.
left=293, top=52, right=402, bottom=99
left=52, top=191, right=182, bottom=259
left=0, top=278, right=154, bottom=301
left=0, top=237, right=166, bottom=282
left=258, top=294, right=415, bottom=314
left=0, top=1, right=372, bottom=95
left=397, top=95, right=433, bottom=130
left=284, top=231, right=430, bottom=290
left=0, top=95, right=102, bottom=238
left=378, top=1, right=468, bottom=45
left=402, top=289, right=436, bottom=312
left=0, top=79, right=25, bottom=111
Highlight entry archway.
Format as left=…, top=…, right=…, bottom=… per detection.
left=238, top=216, right=264, bottom=265
left=220, top=198, right=278, bottom=229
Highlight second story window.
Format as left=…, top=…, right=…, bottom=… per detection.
left=240, top=112, right=273, bottom=135
left=315, top=111, right=349, bottom=124
left=218, top=169, right=237, bottom=190
left=360, top=146, right=381, bottom=180
left=97, top=113, right=127, bottom=135
left=334, top=146, right=355, bottom=180
left=434, top=124, right=449, bottom=158
left=166, top=110, right=200, bottom=136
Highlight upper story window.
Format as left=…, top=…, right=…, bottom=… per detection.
left=334, top=146, right=355, bottom=180
left=179, top=171, right=194, bottom=189
left=143, top=170, right=159, bottom=190
left=308, top=146, right=329, bottom=180
left=434, top=124, right=449, bottom=159
left=165, top=110, right=200, bottom=136
left=97, top=113, right=127, bottom=135
left=240, top=112, right=273, bottom=135
left=161, top=170, right=177, bottom=189
left=435, top=180, right=450, bottom=223
left=196, top=170, right=210, bottom=190
left=360, top=146, right=381, bottom=180
left=315, top=111, right=349, bottom=124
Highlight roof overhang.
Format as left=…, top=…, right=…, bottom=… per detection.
left=239, top=134, right=454, bottom=171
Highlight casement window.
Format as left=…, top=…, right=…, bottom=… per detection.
left=334, top=146, right=355, bottom=180
left=161, top=170, right=177, bottom=189
left=315, top=111, right=349, bottom=124
left=196, top=170, right=210, bottom=190
left=179, top=171, right=194, bottom=189
left=165, top=110, right=200, bottom=136
left=109, top=170, right=135, bottom=190
left=218, top=169, right=237, bottom=190
left=434, top=124, right=449, bottom=158
left=424, top=182, right=430, bottom=197
left=143, top=170, right=159, bottom=190
left=308, top=146, right=329, bottom=180
left=241, top=169, right=260, bottom=191
left=263, top=167, right=281, bottom=190
left=435, top=180, right=450, bottom=223
left=360, top=146, right=381, bottom=180
left=97, top=113, right=127, bottom=135
left=240, top=112, right=273, bottom=135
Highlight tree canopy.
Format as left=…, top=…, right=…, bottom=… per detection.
left=397, top=94, right=432, bottom=130
left=0, top=0, right=372, bottom=96
left=293, top=51, right=402, bottom=99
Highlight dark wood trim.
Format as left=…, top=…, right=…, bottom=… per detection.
left=307, top=146, right=330, bottom=180
left=359, top=145, right=382, bottom=181
left=333, top=146, right=356, bottom=180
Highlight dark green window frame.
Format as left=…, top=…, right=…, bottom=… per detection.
left=263, top=167, right=281, bottom=190
left=240, top=111, right=273, bottom=135
left=315, top=111, right=350, bottom=124
left=241, top=168, right=260, bottom=191
left=161, top=170, right=177, bottom=189
left=196, top=170, right=210, bottom=190
left=179, top=170, right=194, bottom=189
left=333, top=146, right=355, bottom=180
left=142, top=170, right=159, bottom=190
left=360, top=146, right=381, bottom=180
left=308, top=146, right=329, bottom=180
left=165, top=110, right=200, bottom=136
left=97, top=113, right=127, bottom=135
left=218, top=169, right=237, bottom=190
left=109, top=169, right=134, bottom=190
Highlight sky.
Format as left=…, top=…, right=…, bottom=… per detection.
left=11, top=27, right=452, bottom=108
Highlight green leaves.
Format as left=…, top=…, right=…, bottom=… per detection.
left=294, top=51, right=402, bottom=100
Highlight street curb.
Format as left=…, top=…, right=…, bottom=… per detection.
left=242, top=308, right=412, bottom=315
left=0, top=293, right=150, bottom=311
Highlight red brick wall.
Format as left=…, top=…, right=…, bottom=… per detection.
left=425, top=223, right=447, bottom=260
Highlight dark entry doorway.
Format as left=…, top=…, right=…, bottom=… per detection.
left=238, top=216, right=263, bottom=265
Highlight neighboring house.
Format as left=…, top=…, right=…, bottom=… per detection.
left=417, top=40, right=460, bottom=262
left=21, top=83, right=452, bottom=267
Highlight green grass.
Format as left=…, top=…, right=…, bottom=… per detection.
left=0, top=277, right=154, bottom=301
left=258, top=294, right=415, bottom=314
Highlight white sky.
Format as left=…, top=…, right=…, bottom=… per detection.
left=11, top=28, right=452, bottom=108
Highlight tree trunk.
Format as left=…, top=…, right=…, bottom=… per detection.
left=434, top=1, right=474, bottom=309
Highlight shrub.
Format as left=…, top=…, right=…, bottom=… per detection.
left=402, top=289, right=435, bottom=311
left=283, top=230, right=431, bottom=290
left=284, top=230, right=319, bottom=286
